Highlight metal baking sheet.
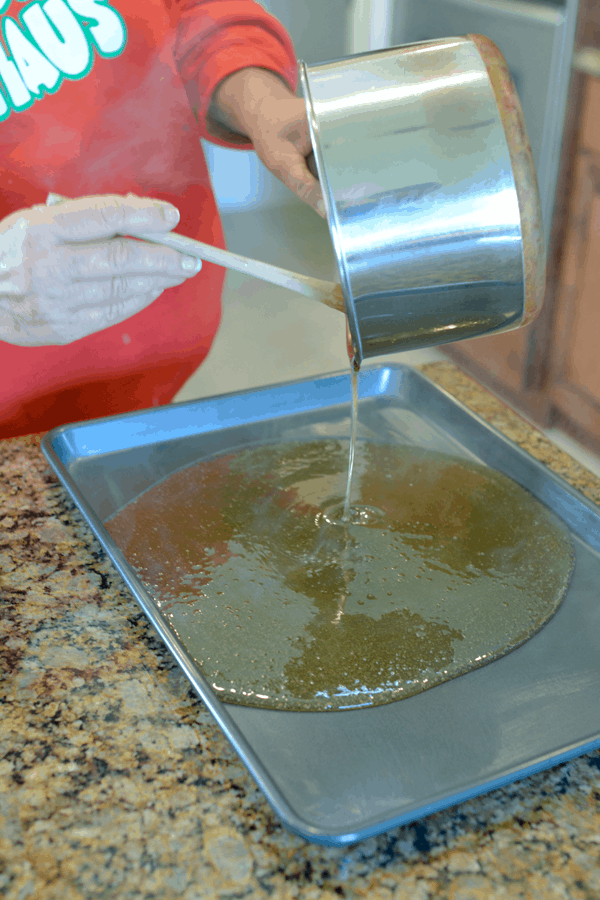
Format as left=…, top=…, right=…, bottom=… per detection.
left=41, top=365, right=600, bottom=845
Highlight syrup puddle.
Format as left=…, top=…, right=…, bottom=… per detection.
left=105, top=438, right=574, bottom=712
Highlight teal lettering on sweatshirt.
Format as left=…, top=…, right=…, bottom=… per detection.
left=0, top=0, right=127, bottom=121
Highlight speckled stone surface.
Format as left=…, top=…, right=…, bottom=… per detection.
left=1, top=361, right=599, bottom=900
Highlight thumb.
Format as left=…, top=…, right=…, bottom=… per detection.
left=254, top=141, right=325, bottom=216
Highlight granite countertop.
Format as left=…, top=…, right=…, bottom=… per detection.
left=1, top=361, right=599, bottom=900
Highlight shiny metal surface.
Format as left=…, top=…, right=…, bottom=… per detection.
left=42, top=366, right=600, bottom=845
left=392, top=0, right=580, bottom=245
left=300, top=38, right=526, bottom=366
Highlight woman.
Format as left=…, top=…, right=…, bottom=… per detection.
left=0, top=0, right=322, bottom=438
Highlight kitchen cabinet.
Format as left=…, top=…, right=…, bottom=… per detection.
left=441, top=324, right=552, bottom=424
left=545, top=74, right=600, bottom=452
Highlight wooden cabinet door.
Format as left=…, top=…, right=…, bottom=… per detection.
left=442, top=320, right=552, bottom=425
left=549, top=151, right=600, bottom=450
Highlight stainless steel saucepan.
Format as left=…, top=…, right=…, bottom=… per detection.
left=300, top=35, right=545, bottom=368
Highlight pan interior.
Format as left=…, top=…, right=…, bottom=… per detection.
left=105, top=440, right=574, bottom=711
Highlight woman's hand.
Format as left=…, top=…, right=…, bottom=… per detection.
left=210, top=68, right=324, bottom=217
left=0, top=193, right=202, bottom=347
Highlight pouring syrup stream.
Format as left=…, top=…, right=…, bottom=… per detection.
left=342, top=365, right=358, bottom=523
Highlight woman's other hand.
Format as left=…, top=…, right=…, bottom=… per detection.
left=0, top=193, right=202, bottom=346
left=210, top=68, right=324, bottom=217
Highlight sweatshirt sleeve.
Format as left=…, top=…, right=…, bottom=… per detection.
left=168, top=0, right=298, bottom=148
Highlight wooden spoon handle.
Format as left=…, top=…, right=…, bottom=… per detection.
left=134, top=229, right=346, bottom=314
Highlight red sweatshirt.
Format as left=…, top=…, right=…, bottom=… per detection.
left=0, top=0, right=296, bottom=438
